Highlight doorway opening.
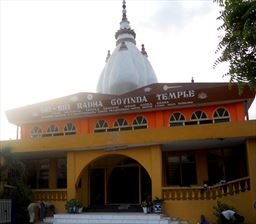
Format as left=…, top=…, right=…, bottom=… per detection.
left=88, top=155, right=151, bottom=210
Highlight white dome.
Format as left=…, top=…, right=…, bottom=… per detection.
left=96, top=0, right=158, bottom=95
left=97, top=42, right=158, bottom=95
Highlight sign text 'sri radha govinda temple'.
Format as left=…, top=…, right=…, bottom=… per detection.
left=1, top=1, right=256, bottom=223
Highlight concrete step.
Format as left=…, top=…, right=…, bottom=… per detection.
left=53, top=213, right=174, bottom=224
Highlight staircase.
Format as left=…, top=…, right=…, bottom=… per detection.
left=86, top=204, right=142, bottom=212
left=52, top=213, right=181, bottom=224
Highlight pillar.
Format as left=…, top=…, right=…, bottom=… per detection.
left=67, top=152, right=76, bottom=199
left=150, top=145, right=162, bottom=199
left=246, top=139, right=256, bottom=222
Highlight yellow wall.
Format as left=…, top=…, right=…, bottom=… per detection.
left=164, top=191, right=254, bottom=224
left=47, top=201, right=66, bottom=213
left=1, top=121, right=255, bottom=222
left=2, top=121, right=256, bottom=154
left=66, top=145, right=163, bottom=202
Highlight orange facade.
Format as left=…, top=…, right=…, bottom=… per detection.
left=20, top=101, right=245, bottom=139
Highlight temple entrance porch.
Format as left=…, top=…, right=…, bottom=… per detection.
left=77, top=154, right=152, bottom=211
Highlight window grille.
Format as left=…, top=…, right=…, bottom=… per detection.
left=132, top=116, right=148, bottom=130
left=30, top=126, right=42, bottom=138
left=169, top=112, right=186, bottom=127
left=64, top=122, right=76, bottom=135
left=213, top=108, right=230, bottom=123
left=94, top=120, right=108, bottom=133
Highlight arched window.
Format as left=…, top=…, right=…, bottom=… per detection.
left=30, top=126, right=42, bottom=138
left=111, top=118, right=131, bottom=131
left=132, top=116, right=148, bottom=130
left=169, top=112, right=186, bottom=127
left=190, top=110, right=212, bottom=125
left=213, top=108, right=230, bottom=123
left=64, top=122, right=76, bottom=135
left=94, top=120, right=108, bottom=133
left=45, top=124, right=62, bottom=136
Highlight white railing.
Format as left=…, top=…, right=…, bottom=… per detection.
left=162, top=177, right=250, bottom=200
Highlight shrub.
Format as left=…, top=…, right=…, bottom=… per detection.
left=213, top=201, right=236, bottom=224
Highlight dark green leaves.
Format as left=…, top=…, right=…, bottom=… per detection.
left=214, top=0, right=256, bottom=89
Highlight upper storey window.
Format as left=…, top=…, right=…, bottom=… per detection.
left=64, top=122, right=76, bottom=135
left=213, top=108, right=230, bottom=123
left=30, top=126, right=42, bottom=138
left=169, top=112, right=186, bottom=127
left=45, top=124, right=62, bottom=137
left=110, top=118, right=131, bottom=131
left=190, top=110, right=212, bottom=125
left=94, top=120, right=109, bottom=133
left=132, top=116, right=148, bottom=130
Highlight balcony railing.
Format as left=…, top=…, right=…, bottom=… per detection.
left=162, top=177, right=250, bottom=200
left=33, top=189, right=67, bottom=201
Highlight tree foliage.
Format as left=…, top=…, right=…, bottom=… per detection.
left=0, top=147, right=25, bottom=184
left=214, top=0, right=256, bottom=88
left=0, top=147, right=33, bottom=197
left=0, top=147, right=34, bottom=218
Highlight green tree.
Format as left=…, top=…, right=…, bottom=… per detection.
left=0, top=147, right=25, bottom=185
left=214, top=0, right=256, bottom=88
left=0, top=147, right=34, bottom=223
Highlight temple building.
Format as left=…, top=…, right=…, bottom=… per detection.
left=1, top=1, right=256, bottom=223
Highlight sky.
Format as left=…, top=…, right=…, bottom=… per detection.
left=0, top=0, right=255, bottom=140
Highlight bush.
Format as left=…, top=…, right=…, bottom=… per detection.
left=213, top=201, right=236, bottom=224
left=65, top=198, right=81, bottom=209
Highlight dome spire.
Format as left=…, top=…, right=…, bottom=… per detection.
left=122, top=0, right=127, bottom=22
left=115, top=0, right=136, bottom=46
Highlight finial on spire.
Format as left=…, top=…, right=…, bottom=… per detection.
left=191, top=77, right=194, bottom=83
left=141, top=44, right=148, bottom=57
left=115, top=0, right=136, bottom=45
left=105, top=50, right=111, bottom=63
left=122, top=0, right=127, bottom=21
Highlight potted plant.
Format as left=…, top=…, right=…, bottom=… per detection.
left=141, top=201, right=149, bottom=214
left=65, top=198, right=81, bottom=213
left=152, top=197, right=164, bottom=213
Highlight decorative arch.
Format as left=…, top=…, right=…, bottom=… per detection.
left=64, top=122, right=76, bottom=135
left=169, top=112, right=186, bottom=127
left=132, top=115, right=148, bottom=129
left=213, top=107, right=230, bottom=123
left=45, top=124, right=60, bottom=136
left=190, top=110, right=212, bottom=125
left=30, top=126, right=42, bottom=138
left=94, top=120, right=108, bottom=133
left=71, top=147, right=159, bottom=190
left=72, top=151, right=154, bottom=206
left=113, top=118, right=131, bottom=131
left=67, top=146, right=162, bottom=203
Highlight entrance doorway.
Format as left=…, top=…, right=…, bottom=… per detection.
left=108, top=166, right=139, bottom=204
left=88, top=155, right=151, bottom=208
left=90, top=168, right=105, bottom=205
